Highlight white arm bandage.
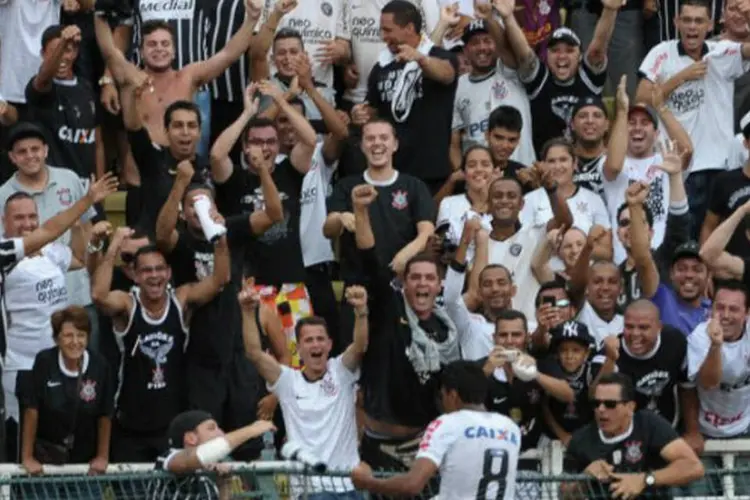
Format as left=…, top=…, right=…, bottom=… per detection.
left=196, top=437, right=232, bottom=467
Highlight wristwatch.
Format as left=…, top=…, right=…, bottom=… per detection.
left=98, top=76, right=114, bottom=86
left=645, top=473, right=656, bottom=487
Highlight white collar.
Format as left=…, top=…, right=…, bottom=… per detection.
left=58, top=349, right=90, bottom=377
left=364, top=169, right=398, bottom=187
left=598, top=418, right=634, bottom=444
left=621, top=332, right=662, bottom=360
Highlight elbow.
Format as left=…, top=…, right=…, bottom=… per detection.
left=698, top=246, right=718, bottom=264
left=268, top=205, right=284, bottom=224
left=689, top=459, right=705, bottom=481
left=91, top=289, right=107, bottom=308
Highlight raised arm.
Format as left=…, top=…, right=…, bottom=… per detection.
left=353, top=184, right=377, bottom=251
left=187, top=0, right=263, bottom=88
left=585, top=0, right=621, bottom=70
left=627, top=183, right=660, bottom=298
left=94, top=15, right=141, bottom=88
left=341, top=286, right=369, bottom=371
left=91, top=227, right=135, bottom=319
left=248, top=145, right=285, bottom=234
left=210, top=85, right=259, bottom=184
left=176, top=234, right=231, bottom=308
left=652, top=83, right=693, bottom=168
left=474, top=1, right=516, bottom=68
left=248, top=0, right=298, bottom=62
left=430, top=4, right=461, bottom=45
left=257, top=80, right=316, bottom=173
left=0, top=100, right=19, bottom=127
left=493, top=0, right=538, bottom=80
left=32, top=26, right=81, bottom=93
left=155, top=160, right=194, bottom=254
left=603, top=77, right=629, bottom=181
left=543, top=174, right=574, bottom=230
left=697, top=319, right=723, bottom=390
left=238, top=280, right=283, bottom=384
left=394, top=45, right=456, bottom=86
left=699, top=199, right=750, bottom=278
left=531, top=229, right=558, bottom=284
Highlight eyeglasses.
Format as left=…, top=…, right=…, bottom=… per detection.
left=617, top=218, right=630, bottom=228
left=592, top=398, right=624, bottom=409
left=248, top=138, right=278, bottom=147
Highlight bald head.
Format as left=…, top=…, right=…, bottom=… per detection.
left=625, top=299, right=659, bottom=319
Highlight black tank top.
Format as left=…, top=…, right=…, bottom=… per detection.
left=114, top=288, right=188, bottom=432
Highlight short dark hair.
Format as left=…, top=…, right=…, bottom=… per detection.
left=4, top=192, right=34, bottom=213
left=404, top=252, right=438, bottom=277
left=382, top=0, right=423, bottom=33
left=164, top=101, right=201, bottom=129
left=479, top=264, right=513, bottom=284
left=595, top=372, right=636, bottom=402
left=714, top=279, right=750, bottom=308
left=488, top=105, right=523, bottom=133
left=541, top=137, right=575, bottom=162
left=295, top=316, right=329, bottom=342
left=460, top=145, right=492, bottom=171
left=535, top=278, right=568, bottom=307
left=495, top=308, right=528, bottom=333
left=361, top=118, right=396, bottom=138
left=183, top=183, right=215, bottom=207
left=679, top=0, right=712, bottom=15
left=51, top=305, right=91, bottom=340
left=133, top=244, right=166, bottom=269
left=590, top=259, right=621, bottom=278
left=141, top=20, right=175, bottom=45
left=273, top=28, right=304, bottom=49
left=488, top=176, right=523, bottom=195
left=441, top=360, right=488, bottom=405
left=616, top=202, right=654, bottom=229
left=41, top=25, right=64, bottom=51
left=242, top=117, right=277, bottom=145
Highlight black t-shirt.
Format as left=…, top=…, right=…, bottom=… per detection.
left=708, top=168, right=750, bottom=259
left=128, top=127, right=210, bottom=235
left=169, top=216, right=254, bottom=367
left=540, top=356, right=595, bottom=436
left=591, top=328, right=688, bottom=428
left=574, top=154, right=605, bottom=194
left=617, top=261, right=643, bottom=309
left=214, top=159, right=306, bottom=285
left=366, top=47, right=459, bottom=181
left=150, top=449, right=220, bottom=499
left=25, top=77, right=97, bottom=178
left=564, top=411, right=679, bottom=500
left=21, top=348, right=114, bottom=463
left=327, top=171, right=435, bottom=283
left=523, top=59, right=607, bottom=155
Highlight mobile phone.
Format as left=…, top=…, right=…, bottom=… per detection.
left=542, top=296, right=556, bottom=307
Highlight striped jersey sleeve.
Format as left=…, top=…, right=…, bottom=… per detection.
left=0, top=238, right=24, bottom=274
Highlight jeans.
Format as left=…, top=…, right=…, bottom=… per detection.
left=685, top=169, right=720, bottom=241
left=194, top=89, right=212, bottom=159
left=307, top=491, right=366, bottom=500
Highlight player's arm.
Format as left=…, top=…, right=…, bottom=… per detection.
left=700, top=199, right=750, bottom=278
left=341, top=286, right=369, bottom=371
left=239, top=280, right=282, bottom=384
left=176, top=236, right=231, bottom=308
left=91, top=227, right=134, bottom=320
left=165, top=420, right=276, bottom=474
left=352, top=458, right=438, bottom=497
left=627, top=184, right=660, bottom=298
left=155, top=161, right=193, bottom=254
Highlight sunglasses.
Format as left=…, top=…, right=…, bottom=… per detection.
left=121, top=252, right=135, bottom=264
left=617, top=218, right=630, bottom=228
left=592, top=398, right=625, bottom=409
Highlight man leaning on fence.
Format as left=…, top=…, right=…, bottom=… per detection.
left=561, top=372, right=704, bottom=499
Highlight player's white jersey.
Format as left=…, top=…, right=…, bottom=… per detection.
left=417, top=409, right=521, bottom=499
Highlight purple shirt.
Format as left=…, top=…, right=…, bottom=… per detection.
left=651, top=283, right=711, bottom=336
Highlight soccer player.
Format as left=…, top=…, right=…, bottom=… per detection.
left=351, top=361, right=521, bottom=499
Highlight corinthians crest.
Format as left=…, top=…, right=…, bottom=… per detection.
left=139, top=332, right=175, bottom=390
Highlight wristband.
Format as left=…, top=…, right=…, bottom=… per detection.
left=87, top=240, right=105, bottom=254
left=196, top=437, right=232, bottom=467
left=449, top=259, right=467, bottom=273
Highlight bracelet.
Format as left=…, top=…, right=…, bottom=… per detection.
left=87, top=240, right=105, bottom=254
left=355, top=308, right=369, bottom=318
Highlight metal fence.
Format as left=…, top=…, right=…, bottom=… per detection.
left=0, top=439, right=748, bottom=499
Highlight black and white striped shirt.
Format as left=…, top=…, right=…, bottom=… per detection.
left=654, top=0, right=722, bottom=43
left=202, top=0, right=251, bottom=101
left=124, top=0, right=210, bottom=70
left=0, top=239, right=23, bottom=274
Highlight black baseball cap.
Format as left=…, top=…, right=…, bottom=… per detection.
left=6, top=122, right=47, bottom=150
left=628, top=104, right=659, bottom=129
left=549, top=321, right=595, bottom=351
left=462, top=20, right=489, bottom=44
left=571, top=96, right=608, bottom=120
left=167, top=410, right=214, bottom=448
left=672, top=241, right=702, bottom=265
left=548, top=27, right=581, bottom=48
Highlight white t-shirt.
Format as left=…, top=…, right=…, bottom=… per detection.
left=576, top=301, right=624, bottom=347
left=0, top=0, right=59, bottom=103
left=484, top=225, right=546, bottom=322
left=601, top=153, right=669, bottom=264
left=416, top=409, right=521, bottom=500
left=443, top=267, right=494, bottom=361
left=452, top=62, right=536, bottom=166
left=687, top=321, right=750, bottom=438
left=300, top=143, right=337, bottom=267
left=269, top=356, right=359, bottom=493
left=436, top=194, right=492, bottom=246
left=260, top=0, right=345, bottom=88
left=520, top=187, right=611, bottom=234
left=639, top=40, right=750, bottom=173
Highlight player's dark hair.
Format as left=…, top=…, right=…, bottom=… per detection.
left=295, top=316, right=330, bottom=342
left=488, top=105, right=523, bottom=133
left=273, top=28, right=304, bottom=49
left=616, top=202, right=654, bottom=229
left=479, top=264, right=513, bottom=285
left=141, top=20, right=175, bottom=45
left=51, top=305, right=91, bottom=340
left=41, top=25, right=65, bottom=51
left=713, top=279, right=750, bottom=309
left=242, top=117, right=278, bottom=146
left=404, top=252, right=438, bottom=278
left=679, top=0, right=712, bottom=16
left=495, top=309, right=528, bottom=333
left=441, top=360, right=488, bottom=404
left=535, top=278, right=569, bottom=307
left=182, top=183, right=215, bottom=207
left=4, top=192, right=34, bottom=213
left=460, top=145, right=493, bottom=171
left=488, top=176, right=523, bottom=195
left=541, top=137, right=576, bottom=162
left=589, top=259, right=621, bottom=279
left=361, top=118, right=396, bottom=139
left=164, top=101, right=201, bottom=129
left=382, top=0, right=423, bottom=33
left=133, top=244, right=166, bottom=269
left=595, top=372, right=636, bottom=402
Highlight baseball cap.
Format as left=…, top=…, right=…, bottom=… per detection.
left=549, top=320, right=595, bottom=351
left=167, top=410, right=214, bottom=448
left=548, top=27, right=581, bottom=48
left=628, top=104, right=659, bottom=129
left=462, top=20, right=489, bottom=44
left=671, top=241, right=702, bottom=265
left=571, top=96, right=608, bottom=120
left=6, top=122, right=47, bottom=150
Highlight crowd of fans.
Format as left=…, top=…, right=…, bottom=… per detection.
left=2, top=0, right=750, bottom=497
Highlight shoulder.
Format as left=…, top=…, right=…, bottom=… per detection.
left=661, top=325, right=687, bottom=345
left=49, top=166, right=85, bottom=186
left=568, top=422, right=598, bottom=450
left=34, top=347, right=58, bottom=366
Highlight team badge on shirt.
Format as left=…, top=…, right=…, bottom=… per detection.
left=391, top=190, right=409, bottom=210
left=320, top=372, right=339, bottom=397
left=57, top=188, right=73, bottom=207
left=80, top=380, right=97, bottom=402
left=509, top=243, right=522, bottom=256
left=493, top=80, right=508, bottom=100
left=625, top=440, right=643, bottom=464
left=321, top=1, right=333, bottom=16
